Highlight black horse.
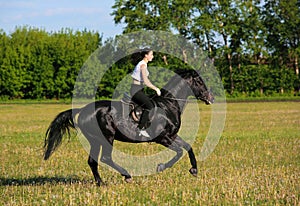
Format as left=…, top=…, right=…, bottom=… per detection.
left=43, top=69, right=214, bottom=186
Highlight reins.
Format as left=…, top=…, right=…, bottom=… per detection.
left=163, top=97, right=189, bottom=102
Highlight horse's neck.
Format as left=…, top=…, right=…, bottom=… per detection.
left=164, top=79, right=191, bottom=112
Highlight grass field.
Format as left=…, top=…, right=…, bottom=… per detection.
left=0, top=102, right=299, bottom=205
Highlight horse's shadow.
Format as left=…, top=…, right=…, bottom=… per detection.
left=0, top=176, right=92, bottom=186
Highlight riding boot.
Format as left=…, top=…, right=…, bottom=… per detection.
left=138, top=109, right=150, bottom=129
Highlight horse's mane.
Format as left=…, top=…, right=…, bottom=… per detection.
left=161, top=69, right=200, bottom=97
left=173, top=69, right=200, bottom=79
left=164, top=69, right=199, bottom=87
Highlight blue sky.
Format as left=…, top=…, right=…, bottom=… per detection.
left=0, top=0, right=124, bottom=40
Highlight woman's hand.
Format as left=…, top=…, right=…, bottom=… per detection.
left=155, top=88, right=161, bottom=96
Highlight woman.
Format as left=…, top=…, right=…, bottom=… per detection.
left=130, top=48, right=161, bottom=138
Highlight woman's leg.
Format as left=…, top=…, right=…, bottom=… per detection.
left=130, top=86, right=154, bottom=129
left=138, top=108, right=150, bottom=129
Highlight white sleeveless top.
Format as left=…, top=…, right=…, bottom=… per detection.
left=131, top=60, right=149, bottom=83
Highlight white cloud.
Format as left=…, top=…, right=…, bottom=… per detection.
left=8, top=7, right=104, bottom=22
left=44, top=7, right=103, bottom=17
left=0, top=0, right=123, bottom=39
left=0, top=1, right=36, bottom=9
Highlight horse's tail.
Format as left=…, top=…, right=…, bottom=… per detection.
left=43, top=108, right=81, bottom=160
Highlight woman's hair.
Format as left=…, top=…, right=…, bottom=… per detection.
left=131, top=47, right=152, bottom=65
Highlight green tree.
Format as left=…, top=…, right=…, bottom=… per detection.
left=112, top=0, right=172, bottom=33
left=262, top=0, right=300, bottom=78
left=2, top=27, right=32, bottom=98
left=0, top=27, right=101, bottom=99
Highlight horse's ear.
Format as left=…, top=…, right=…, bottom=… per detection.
left=192, top=69, right=201, bottom=78
left=195, top=69, right=201, bottom=75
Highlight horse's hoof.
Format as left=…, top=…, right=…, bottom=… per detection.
left=125, top=177, right=133, bottom=183
left=95, top=178, right=104, bottom=187
left=157, top=163, right=165, bottom=173
left=96, top=181, right=105, bottom=187
left=189, top=168, right=198, bottom=177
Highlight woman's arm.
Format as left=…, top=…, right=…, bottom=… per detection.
left=141, top=65, right=161, bottom=95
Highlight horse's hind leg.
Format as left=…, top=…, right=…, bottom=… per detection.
left=100, top=143, right=132, bottom=183
left=88, top=139, right=103, bottom=186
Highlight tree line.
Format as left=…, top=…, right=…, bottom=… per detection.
left=1, top=0, right=299, bottom=100
left=0, top=28, right=101, bottom=99
left=112, top=0, right=300, bottom=97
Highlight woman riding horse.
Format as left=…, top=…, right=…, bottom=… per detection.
left=130, top=48, right=161, bottom=138
left=43, top=69, right=214, bottom=186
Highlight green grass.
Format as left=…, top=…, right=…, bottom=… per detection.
left=0, top=102, right=299, bottom=205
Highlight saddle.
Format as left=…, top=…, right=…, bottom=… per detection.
left=120, top=93, right=143, bottom=122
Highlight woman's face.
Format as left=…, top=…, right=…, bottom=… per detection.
left=145, top=51, right=154, bottom=62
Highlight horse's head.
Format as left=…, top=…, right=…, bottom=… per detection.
left=164, top=69, right=214, bottom=105
left=183, top=70, right=214, bottom=105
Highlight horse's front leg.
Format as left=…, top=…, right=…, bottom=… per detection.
left=156, top=137, right=184, bottom=173
left=157, top=135, right=198, bottom=177
left=177, top=136, right=198, bottom=177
